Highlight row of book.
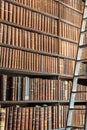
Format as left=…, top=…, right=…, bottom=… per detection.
left=9, top=0, right=59, bottom=16
left=59, top=3, right=82, bottom=26
left=0, top=105, right=58, bottom=130
left=59, top=79, right=87, bottom=100
left=59, top=39, right=77, bottom=58
left=59, top=105, right=85, bottom=128
left=0, top=23, right=59, bottom=54
left=61, top=0, right=84, bottom=11
left=0, top=46, right=58, bottom=73
left=59, top=21, right=80, bottom=42
left=0, top=1, right=58, bottom=34
left=0, top=74, right=58, bottom=101
left=59, top=58, right=75, bottom=75
left=59, top=80, right=72, bottom=100
left=8, top=0, right=83, bottom=16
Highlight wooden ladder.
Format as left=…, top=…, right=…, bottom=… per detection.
left=66, top=0, right=87, bottom=129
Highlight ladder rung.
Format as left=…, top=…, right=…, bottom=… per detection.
left=67, top=125, right=84, bottom=129
left=77, top=59, right=87, bottom=63
left=81, top=30, right=87, bottom=33
left=72, top=91, right=87, bottom=93
left=69, top=108, right=85, bottom=110
left=79, top=44, right=87, bottom=48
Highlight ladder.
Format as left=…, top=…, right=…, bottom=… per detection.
left=66, top=0, right=87, bottom=129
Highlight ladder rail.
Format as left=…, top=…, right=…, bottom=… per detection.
left=66, top=0, right=87, bottom=129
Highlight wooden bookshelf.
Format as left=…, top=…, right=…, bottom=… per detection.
left=0, top=0, right=85, bottom=129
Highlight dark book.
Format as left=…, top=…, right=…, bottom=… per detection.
left=0, top=75, right=7, bottom=101
left=17, top=76, right=22, bottom=101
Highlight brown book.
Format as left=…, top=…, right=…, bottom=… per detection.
left=21, top=108, right=25, bottom=130
left=47, top=106, right=52, bottom=129
left=25, top=108, right=29, bottom=130
left=11, top=27, right=15, bottom=46
left=29, top=10, right=32, bottom=27
left=35, top=106, right=39, bottom=130
left=25, top=9, right=29, bottom=27
left=13, top=5, right=16, bottom=23
left=0, top=1, right=4, bottom=20
left=12, top=107, right=17, bottom=130
left=16, top=107, right=21, bottom=130
left=29, top=107, right=33, bottom=130
left=39, top=106, right=44, bottom=130
left=3, top=24, right=7, bottom=44
left=0, top=74, right=7, bottom=101
left=17, top=6, right=20, bottom=25
left=8, top=3, right=13, bottom=22
left=0, top=23, right=3, bottom=43
left=4, top=2, right=8, bottom=21
left=0, top=108, right=6, bottom=130
left=7, top=25, right=11, bottom=45
left=2, top=47, right=6, bottom=68
left=5, top=107, right=9, bottom=130
left=8, top=107, right=13, bottom=130
left=43, top=105, right=47, bottom=130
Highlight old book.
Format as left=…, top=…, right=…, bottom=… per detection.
left=8, top=3, right=13, bottom=22
left=25, top=108, right=29, bottom=130
left=7, top=25, right=11, bottom=45
left=8, top=107, right=13, bottom=130
left=17, top=6, right=20, bottom=25
left=44, top=105, right=47, bottom=130
left=47, top=106, right=52, bottom=129
left=35, top=106, right=39, bottom=130
left=0, top=1, right=4, bottom=20
left=5, top=107, right=9, bottom=130
left=16, top=107, right=21, bottom=130
left=23, top=76, right=30, bottom=101
left=3, top=24, right=7, bottom=44
left=29, top=107, right=33, bottom=130
left=0, top=23, right=3, bottom=43
left=4, top=2, right=8, bottom=21
left=0, top=108, right=6, bottom=130
left=0, top=75, right=7, bottom=101
left=12, top=107, right=17, bottom=130
left=17, top=76, right=22, bottom=101
left=21, top=107, right=25, bottom=130
left=39, top=106, right=44, bottom=130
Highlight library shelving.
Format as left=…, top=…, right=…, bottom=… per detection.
left=0, top=0, right=85, bottom=129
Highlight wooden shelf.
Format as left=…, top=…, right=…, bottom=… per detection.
left=0, top=43, right=76, bottom=60
left=0, top=100, right=86, bottom=107
left=0, top=67, right=74, bottom=78
left=0, top=100, right=59, bottom=107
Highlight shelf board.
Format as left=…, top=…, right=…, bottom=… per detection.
left=0, top=43, right=76, bottom=60
left=0, top=67, right=58, bottom=77
left=0, top=67, right=74, bottom=79
left=0, top=100, right=59, bottom=107
left=0, top=100, right=86, bottom=107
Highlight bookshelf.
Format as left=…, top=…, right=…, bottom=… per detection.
left=0, top=0, right=85, bottom=129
